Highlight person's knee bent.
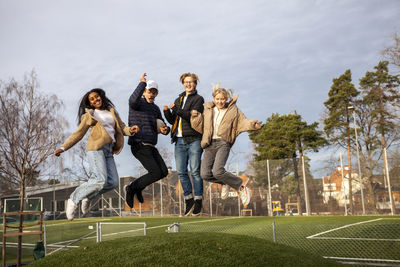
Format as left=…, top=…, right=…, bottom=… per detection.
left=212, top=168, right=226, bottom=180
left=201, top=169, right=213, bottom=181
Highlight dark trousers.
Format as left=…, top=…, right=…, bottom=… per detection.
left=130, top=142, right=168, bottom=190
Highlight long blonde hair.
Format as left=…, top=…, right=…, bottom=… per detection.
left=212, top=83, right=233, bottom=103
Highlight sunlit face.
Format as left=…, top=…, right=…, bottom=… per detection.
left=143, top=88, right=158, bottom=103
left=214, top=92, right=227, bottom=110
left=183, top=76, right=196, bottom=96
left=88, top=92, right=102, bottom=109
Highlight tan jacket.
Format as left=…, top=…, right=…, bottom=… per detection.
left=191, top=95, right=258, bottom=148
left=62, top=108, right=133, bottom=154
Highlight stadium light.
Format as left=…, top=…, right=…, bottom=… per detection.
left=347, top=106, right=365, bottom=215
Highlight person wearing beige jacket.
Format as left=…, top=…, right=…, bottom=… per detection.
left=191, top=84, right=261, bottom=206
left=54, top=88, right=139, bottom=220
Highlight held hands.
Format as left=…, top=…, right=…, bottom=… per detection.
left=130, top=125, right=140, bottom=134
left=140, top=73, right=147, bottom=83
left=54, top=149, right=64, bottom=157
left=191, top=110, right=200, bottom=117
left=163, top=104, right=174, bottom=111
left=160, top=125, right=170, bottom=135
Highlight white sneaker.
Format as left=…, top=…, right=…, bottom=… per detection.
left=81, top=198, right=90, bottom=215
left=239, top=186, right=251, bottom=206
left=66, top=199, right=77, bottom=221
left=221, top=184, right=230, bottom=200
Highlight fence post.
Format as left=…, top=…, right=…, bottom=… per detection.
left=272, top=221, right=276, bottom=243
left=267, top=160, right=273, bottom=217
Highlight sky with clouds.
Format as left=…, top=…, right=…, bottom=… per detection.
left=1, top=0, right=399, bottom=178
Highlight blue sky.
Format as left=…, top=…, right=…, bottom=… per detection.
left=1, top=0, right=399, bottom=178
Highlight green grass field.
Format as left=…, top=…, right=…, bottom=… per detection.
left=2, top=216, right=400, bottom=266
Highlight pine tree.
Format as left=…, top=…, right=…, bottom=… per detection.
left=250, top=113, right=327, bottom=215
left=360, top=61, right=400, bottom=214
left=324, top=69, right=359, bottom=214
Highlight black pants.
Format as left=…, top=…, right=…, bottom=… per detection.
left=130, top=142, right=168, bottom=190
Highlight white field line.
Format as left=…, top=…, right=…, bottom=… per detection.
left=306, top=218, right=382, bottom=239
left=311, top=237, right=400, bottom=242
left=98, top=217, right=241, bottom=239
left=323, top=256, right=400, bottom=263
left=47, top=216, right=240, bottom=245
left=44, top=218, right=112, bottom=227
left=2, top=242, right=79, bottom=249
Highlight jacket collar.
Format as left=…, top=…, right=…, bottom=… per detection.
left=179, top=90, right=198, bottom=98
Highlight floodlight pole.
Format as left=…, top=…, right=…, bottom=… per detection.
left=301, top=156, right=311, bottom=216
left=340, top=153, right=348, bottom=216
left=383, top=147, right=395, bottom=215
left=348, top=106, right=366, bottom=215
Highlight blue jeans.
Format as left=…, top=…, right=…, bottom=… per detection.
left=175, top=138, right=203, bottom=199
left=70, top=143, right=119, bottom=204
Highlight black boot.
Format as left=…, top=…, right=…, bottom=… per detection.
left=132, top=180, right=144, bottom=203
left=125, top=183, right=135, bottom=209
left=184, top=198, right=195, bottom=216
left=192, top=199, right=202, bottom=216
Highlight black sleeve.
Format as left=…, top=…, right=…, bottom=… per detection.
left=173, top=95, right=204, bottom=121
left=129, top=82, right=146, bottom=110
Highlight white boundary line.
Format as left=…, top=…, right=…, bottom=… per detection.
left=311, top=237, right=400, bottom=242
left=323, top=256, right=400, bottom=264
left=48, top=217, right=241, bottom=245
left=307, top=218, right=382, bottom=239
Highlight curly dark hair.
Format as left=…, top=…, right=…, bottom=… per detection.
left=77, top=88, right=114, bottom=124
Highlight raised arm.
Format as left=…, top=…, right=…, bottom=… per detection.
left=129, top=73, right=147, bottom=110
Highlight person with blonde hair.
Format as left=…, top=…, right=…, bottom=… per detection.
left=163, top=73, right=204, bottom=216
left=191, top=83, right=261, bottom=206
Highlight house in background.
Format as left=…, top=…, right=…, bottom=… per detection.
left=322, top=166, right=362, bottom=207
left=322, top=166, right=400, bottom=212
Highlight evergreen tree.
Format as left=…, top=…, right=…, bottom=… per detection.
left=360, top=61, right=400, bottom=214
left=250, top=113, right=327, bottom=215
left=324, top=69, right=359, bottom=214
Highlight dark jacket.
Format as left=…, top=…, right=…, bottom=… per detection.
left=128, top=82, right=165, bottom=146
left=164, top=90, right=204, bottom=143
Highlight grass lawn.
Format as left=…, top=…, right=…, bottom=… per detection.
left=2, top=215, right=399, bottom=266
left=28, top=232, right=343, bottom=267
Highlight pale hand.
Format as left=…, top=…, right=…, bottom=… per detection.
left=169, top=104, right=174, bottom=109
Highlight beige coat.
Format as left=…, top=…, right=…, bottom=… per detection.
left=191, top=96, right=258, bottom=148
left=62, top=108, right=133, bottom=154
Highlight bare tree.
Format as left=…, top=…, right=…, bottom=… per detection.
left=382, top=33, right=400, bottom=72
left=0, top=70, right=67, bottom=265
